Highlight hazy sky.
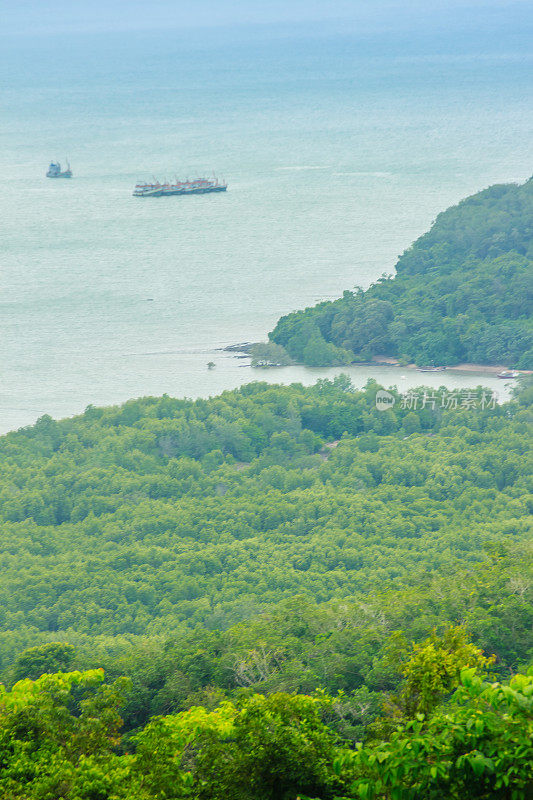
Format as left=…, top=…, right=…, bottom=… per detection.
left=3, top=0, right=532, bottom=36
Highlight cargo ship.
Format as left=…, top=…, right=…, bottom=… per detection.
left=46, top=160, right=72, bottom=178
left=133, top=176, right=227, bottom=197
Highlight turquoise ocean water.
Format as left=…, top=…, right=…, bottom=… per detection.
left=1, top=28, right=532, bottom=432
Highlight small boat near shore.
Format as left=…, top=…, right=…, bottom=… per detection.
left=133, top=176, right=227, bottom=197
left=497, top=370, right=520, bottom=379
left=416, top=366, right=447, bottom=372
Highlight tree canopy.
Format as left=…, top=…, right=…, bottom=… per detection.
left=0, top=642, right=531, bottom=799
left=0, top=379, right=530, bottom=667
left=0, top=378, right=531, bottom=797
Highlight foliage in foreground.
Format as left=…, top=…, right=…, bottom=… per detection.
left=337, top=668, right=533, bottom=800
left=0, top=632, right=531, bottom=800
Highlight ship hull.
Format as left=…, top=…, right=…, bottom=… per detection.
left=133, top=185, right=227, bottom=197
left=133, top=186, right=227, bottom=197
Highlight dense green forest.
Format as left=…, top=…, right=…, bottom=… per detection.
left=0, top=379, right=531, bottom=662
left=0, top=378, right=531, bottom=797
left=270, top=178, right=533, bottom=367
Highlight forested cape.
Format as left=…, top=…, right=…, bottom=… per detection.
left=0, top=377, right=532, bottom=798
left=270, top=177, right=533, bottom=367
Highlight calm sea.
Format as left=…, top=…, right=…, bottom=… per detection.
left=1, top=27, right=531, bottom=432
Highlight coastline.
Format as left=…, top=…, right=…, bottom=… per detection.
left=2, top=349, right=519, bottom=436
left=372, top=358, right=531, bottom=376
left=224, top=345, right=531, bottom=378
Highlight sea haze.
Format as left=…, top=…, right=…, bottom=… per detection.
left=1, top=24, right=531, bottom=432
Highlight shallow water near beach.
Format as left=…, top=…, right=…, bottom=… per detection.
left=0, top=27, right=531, bottom=432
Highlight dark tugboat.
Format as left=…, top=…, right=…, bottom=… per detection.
left=46, top=160, right=72, bottom=178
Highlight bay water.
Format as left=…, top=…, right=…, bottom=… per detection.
left=1, top=27, right=531, bottom=432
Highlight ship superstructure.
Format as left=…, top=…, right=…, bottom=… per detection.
left=46, top=161, right=72, bottom=178
left=133, top=176, right=227, bottom=197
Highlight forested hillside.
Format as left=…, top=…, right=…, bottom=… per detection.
left=270, top=177, right=533, bottom=367
left=0, top=379, right=532, bottom=798
left=0, top=379, right=531, bottom=666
